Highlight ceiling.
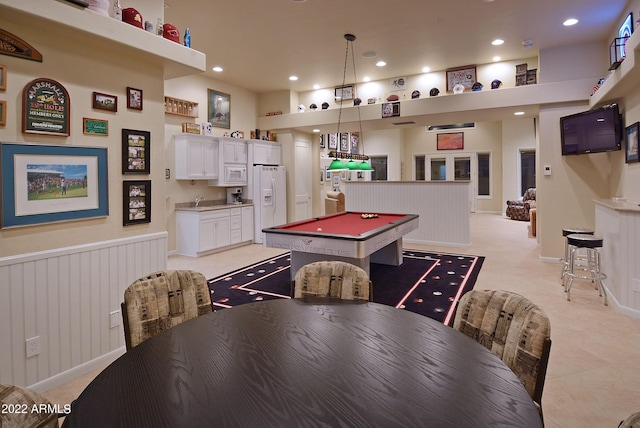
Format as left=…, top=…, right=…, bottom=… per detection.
left=164, top=0, right=628, bottom=95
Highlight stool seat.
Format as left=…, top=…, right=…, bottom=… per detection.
left=566, top=233, right=603, bottom=249
left=562, top=227, right=594, bottom=237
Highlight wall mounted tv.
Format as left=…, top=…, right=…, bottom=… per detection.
left=560, top=104, right=623, bottom=155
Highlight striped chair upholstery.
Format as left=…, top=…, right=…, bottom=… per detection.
left=0, top=384, right=58, bottom=428
left=122, top=270, right=212, bottom=350
left=453, top=289, right=551, bottom=419
left=293, top=261, right=372, bottom=301
left=620, top=412, right=640, bottom=428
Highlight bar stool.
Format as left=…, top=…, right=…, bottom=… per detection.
left=563, top=233, right=608, bottom=305
left=561, top=227, right=594, bottom=280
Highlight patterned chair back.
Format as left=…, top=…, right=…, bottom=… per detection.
left=293, top=261, right=372, bottom=301
left=453, top=289, right=551, bottom=410
left=0, top=384, right=59, bottom=427
left=122, top=270, right=212, bottom=350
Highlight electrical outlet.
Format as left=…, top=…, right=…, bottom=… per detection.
left=633, top=279, right=640, bottom=293
left=26, top=336, right=40, bottom=358
left=110, top=310, right=121, bottom=328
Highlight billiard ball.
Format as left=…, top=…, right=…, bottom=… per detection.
left=317, top=227, right=322, bottom=231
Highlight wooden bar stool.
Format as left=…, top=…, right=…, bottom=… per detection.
left=563, top=233, right=607, bottom=305
left=561, top=227, right=594, bottom=280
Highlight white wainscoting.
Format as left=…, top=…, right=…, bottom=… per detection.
left=0, top=232, right=167, bottom=391
left=344, top=181, right=471, bottom=247
left=595, top=200, right=640, bottom=318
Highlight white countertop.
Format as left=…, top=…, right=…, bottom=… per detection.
left=176, top=203, right=252, bottom=212
left=594, top=198, right=640, bottom=213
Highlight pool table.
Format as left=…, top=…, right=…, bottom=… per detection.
left=261, top=211, right=419, bottom=280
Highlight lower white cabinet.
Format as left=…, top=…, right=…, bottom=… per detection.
left=241, top=206, right=254, bottom=242
left=176, top=206, right=253, bottom=257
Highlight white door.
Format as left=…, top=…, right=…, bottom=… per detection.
left=294, top=139, right=312, bottom=220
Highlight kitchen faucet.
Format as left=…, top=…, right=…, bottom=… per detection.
left=195, top=195, right=205, bottom=207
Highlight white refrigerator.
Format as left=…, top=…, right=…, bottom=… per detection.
left=253, top=165, right=287, bottom=243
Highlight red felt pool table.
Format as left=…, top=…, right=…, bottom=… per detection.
left=261, top=211, right=419, bottom=280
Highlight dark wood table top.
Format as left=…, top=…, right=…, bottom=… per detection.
left=63, top=299, right=542, bottom=428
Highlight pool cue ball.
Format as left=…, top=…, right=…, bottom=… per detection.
left=317, top=227, right=322, bottom=231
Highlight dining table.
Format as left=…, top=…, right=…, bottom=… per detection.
left=62, top=299, right=542, bottom=427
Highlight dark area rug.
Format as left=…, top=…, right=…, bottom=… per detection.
left=208, top=250, right=484, bottom=325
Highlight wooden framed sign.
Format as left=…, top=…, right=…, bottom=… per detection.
left=22, top=78, right=70, bottom=136
left=83, top=118, right=108, bottom=136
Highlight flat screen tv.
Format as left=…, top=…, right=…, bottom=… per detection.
left=560, top=104, right=623, bottom=155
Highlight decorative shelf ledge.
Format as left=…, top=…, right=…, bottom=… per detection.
left=165, top=96, right=199, bottom=118
left=0, top=0, right=206, bottom=79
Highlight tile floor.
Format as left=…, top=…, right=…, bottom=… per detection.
left=43, top=213, right=640, bottom=427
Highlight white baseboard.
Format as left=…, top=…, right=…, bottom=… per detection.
left=29, top=347, right=125, bottom=394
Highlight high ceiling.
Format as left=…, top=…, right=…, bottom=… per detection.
left=164, top=0, right=628, bottom=94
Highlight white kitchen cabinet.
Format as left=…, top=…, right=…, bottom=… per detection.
left=242, top=206, right=254, bottom=242
left=251, top=141, right=281, bottom=165
left=176, top=205, right=254, bottom=257
left=220, top=138, right=247, bottom=164
left=230, top=208, right=242, bottom=244
left=174, top=134, right=219, bottom=179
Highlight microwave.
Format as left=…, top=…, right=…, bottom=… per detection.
left=223, top=165, right=247, bottom=184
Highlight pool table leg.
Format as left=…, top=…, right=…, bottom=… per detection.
left=370, top=239, right=403, bottom=266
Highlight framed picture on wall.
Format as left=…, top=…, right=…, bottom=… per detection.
left=446, top=65, right=477, bottom=92
left=0, top=142, right=109, bottom=228
left=208, top=89, right=231, bottom=129
left=123, top=180, right=151, bottom=225
left=0, top=64, right=6, bottom=91
left=122, top=128, right=150, bottom=174
left=126, top=87, right=143, bottom=110
left=328, top=133, right=338, bottom=150
left=93, top=91, right=117, bottom=112
left=625, top=122, right=639, bottom=163
left=437, top=132, right=464, bottom=150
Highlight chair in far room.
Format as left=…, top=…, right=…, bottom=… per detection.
left=452, top=289, right=552, bottom=424
left=0, top=384, right=59, bottom=428
left=121, top=270, right=212, bottom=350
left=292, top=261, right=372, bottom=301
left=506, top=187, right=536, bottom=221
left=325, top=190, right=345, bottom=215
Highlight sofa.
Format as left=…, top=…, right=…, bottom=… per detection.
left=506, top=188, right=536, bottom=221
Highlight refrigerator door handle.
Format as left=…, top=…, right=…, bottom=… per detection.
left=271, top=177, right=276, bottom=215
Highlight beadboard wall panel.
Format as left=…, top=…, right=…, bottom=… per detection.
left=344, top=181, right=471, bottom=246
left=0, top=232, right=167, bottom=390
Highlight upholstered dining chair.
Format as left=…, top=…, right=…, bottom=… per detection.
left=452, top=289, right=551, bottom=422
left=121, top=270, right=213, bottom=350
left=0, top=384, right=59, bottom=428
left=292, top=261, right=373, bottom=301
left=620, top=412, right=640, bottom=428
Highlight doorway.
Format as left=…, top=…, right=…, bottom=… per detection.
left=520, top=149, right=536, bottom=195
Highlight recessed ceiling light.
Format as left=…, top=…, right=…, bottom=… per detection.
left=493, top=56, right=501, bottom=61
left=376, top=60, right=386, bottom=67
left=563, top=18, right=579, bottom=26
left=212, top=66, right=223, bottom=72
left=312, top=129, right=320, bottom=133
left=492, top=39, right=504, bottom=46
left=363, top=76, right=371, bottom=82
left=362, top=51, right=377, bottom=58
left=422, top=66, right=431, bottom=73
left=514, top=111, right=525, bottom=116
left=289, top=75, right=298, bottom=81
left=313, top=84, right=320, bottom=89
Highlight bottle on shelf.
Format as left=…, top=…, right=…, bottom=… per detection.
left=112, top=0, right=122, bottom=20
left=184, top=28, right=191, bottom=48
left=156, top=18, right=164, bottom=36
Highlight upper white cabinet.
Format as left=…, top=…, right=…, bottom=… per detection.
left=250, top=141, right=281, bottom=165
left=174, top=134, right=219, bottom=180
left=220, top=138, right=248, bottom=164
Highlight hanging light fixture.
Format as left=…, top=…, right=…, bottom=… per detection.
left=327, top=33, right=372, bottom=171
